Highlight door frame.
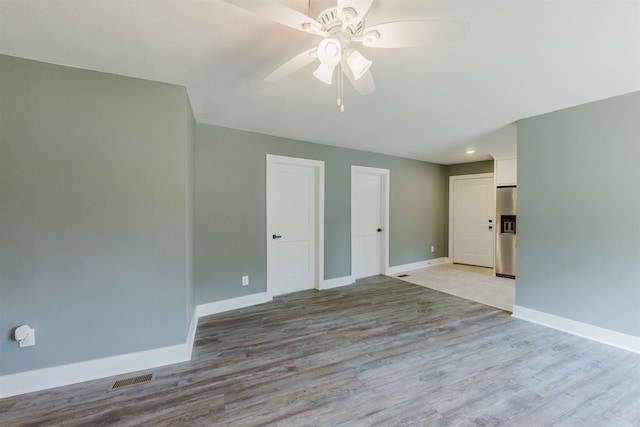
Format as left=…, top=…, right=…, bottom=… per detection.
left=448, top=172, right=495, bottom=266
left=266, top=154, right=325, bottom=293
left=351, top=165, right=390, bottom=278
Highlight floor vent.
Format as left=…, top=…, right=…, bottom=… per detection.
left=108, top=372, right=156, bottom=391
left=397, top=274, right=409, bottom=278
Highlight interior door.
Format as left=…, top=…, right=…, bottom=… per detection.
left=452, top=176, right=495, bottom=267
left=352, top=167, right=388, bottom=279
left=267, top=160, right=318, bottom=295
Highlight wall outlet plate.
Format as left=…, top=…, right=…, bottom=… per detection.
left=18, top=328, right=35, bottom=347
left=431, top=246, right=435, bottom=253
left=242, top=276, right=249, bottom=286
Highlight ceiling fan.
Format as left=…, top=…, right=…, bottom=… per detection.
left=223, top=0, right=470, bottom=111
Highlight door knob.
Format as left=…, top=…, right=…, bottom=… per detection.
left=488, top=226, right=493, bottom=230
left=272, top=234, right=282, bottom=239
left=489, top=219, right=493, bottom=223
left=377, top=228, right=382, bottom=232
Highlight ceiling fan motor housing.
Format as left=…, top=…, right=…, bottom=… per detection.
left=312, top=4, right=375, bottom=86
left=316, top=7, right=363, bottom=37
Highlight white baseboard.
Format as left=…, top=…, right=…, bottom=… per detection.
left=0, top=342, right=191, bottom=399
left=386, top=257, right=450, bottom=275
left=0, top=292, right=276, bottom=399
left=512, top=305, right=640, bottom=354
left=320, top=275, right=355, bottom=290
left=186, top=311, right=199, bottom=359
left=195, top=292, right=272, bottom=318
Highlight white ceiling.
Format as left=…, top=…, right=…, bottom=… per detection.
left=1, top=0, right=638, bottom=164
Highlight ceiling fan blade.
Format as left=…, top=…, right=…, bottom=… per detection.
left=223, top=0, right=323, bottom=35
left=337, top=0, right=374, bottom=25
left=263, top=48, right=318, bottom=83
left=342, top=59, right=375, bottom=95
left=351, top=70, right=375, bottom=95
left=361, top=20, right=470, bottom=48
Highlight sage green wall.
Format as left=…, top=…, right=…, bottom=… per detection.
left=446, top=160, right=494, bottom=177
left=195, top=124, right=448, bottom=304
left=517, top=92, right=640, bottom=337
left=185, top=98, right=196, bottom=333
left=0, top=55, right=195, bottom=375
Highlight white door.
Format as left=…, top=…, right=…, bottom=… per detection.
left=267, top=155, right=324, bottom=296
left=351, top=166, right=389, bottom=279
left=451, top=176, right=495, bottom=267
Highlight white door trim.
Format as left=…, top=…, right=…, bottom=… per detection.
left=266, top=154, right=325, bottom=293
left=351, top=165, right=390, bottom=278
left=448, top=173, right=495, bottom=263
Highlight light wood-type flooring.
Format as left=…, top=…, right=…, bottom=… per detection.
left=2, top=275, right=639, bottom=426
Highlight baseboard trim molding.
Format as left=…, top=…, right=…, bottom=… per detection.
left=186, top=311, right=199, bottom=359
left=0, top=342, right=191, bottom=399
left=196, top=292, right=273, bottom=318
left=512, top=305, right=640, bottom=354
left=320, top=275, right=355, bottom=290
left=386, top=257, right=450, bottom=275
left=0, top=292, right=276, bottom=399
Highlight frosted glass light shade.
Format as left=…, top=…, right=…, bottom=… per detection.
left=317, top=39, right=342, bottom=66
left=345, top=48, right=372, bottom=80
left=313, top=63, right=336, bottom=85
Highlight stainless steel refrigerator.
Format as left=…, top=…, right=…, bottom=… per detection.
left=496, top=186, right=516, bottom=278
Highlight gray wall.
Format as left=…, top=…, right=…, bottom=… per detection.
left=0, top=55, right=195, bottom=374
left=195, top=124, right=449, bottom=304
left=517, top=92, right=640, bottom=337
left=185, top=97, right=196, bottom=333
left=446, top=160, right=494, bottom=177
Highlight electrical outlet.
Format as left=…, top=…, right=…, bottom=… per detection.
left=431, top=246, right=435, bottom=253
left=242, top=276, right=249, bottom=286
left=19, top=328, right=35, bottom=348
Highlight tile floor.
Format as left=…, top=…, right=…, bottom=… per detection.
left=395, top=262, right=515, bottom=312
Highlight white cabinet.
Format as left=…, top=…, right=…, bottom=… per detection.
left=496, top=158, right=517, bottom=186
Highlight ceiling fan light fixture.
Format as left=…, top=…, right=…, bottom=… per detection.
left=345, top=48, right=372, bottom=80
left=317, top=38, right=342, bottom=66
left=313, top=63, right=336, bottom=85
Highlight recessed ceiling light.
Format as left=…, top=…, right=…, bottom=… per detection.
left=465, top=149, right=476, bottom=154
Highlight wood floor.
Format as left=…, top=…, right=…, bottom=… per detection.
left=2, top=275, right=639, bottom=426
